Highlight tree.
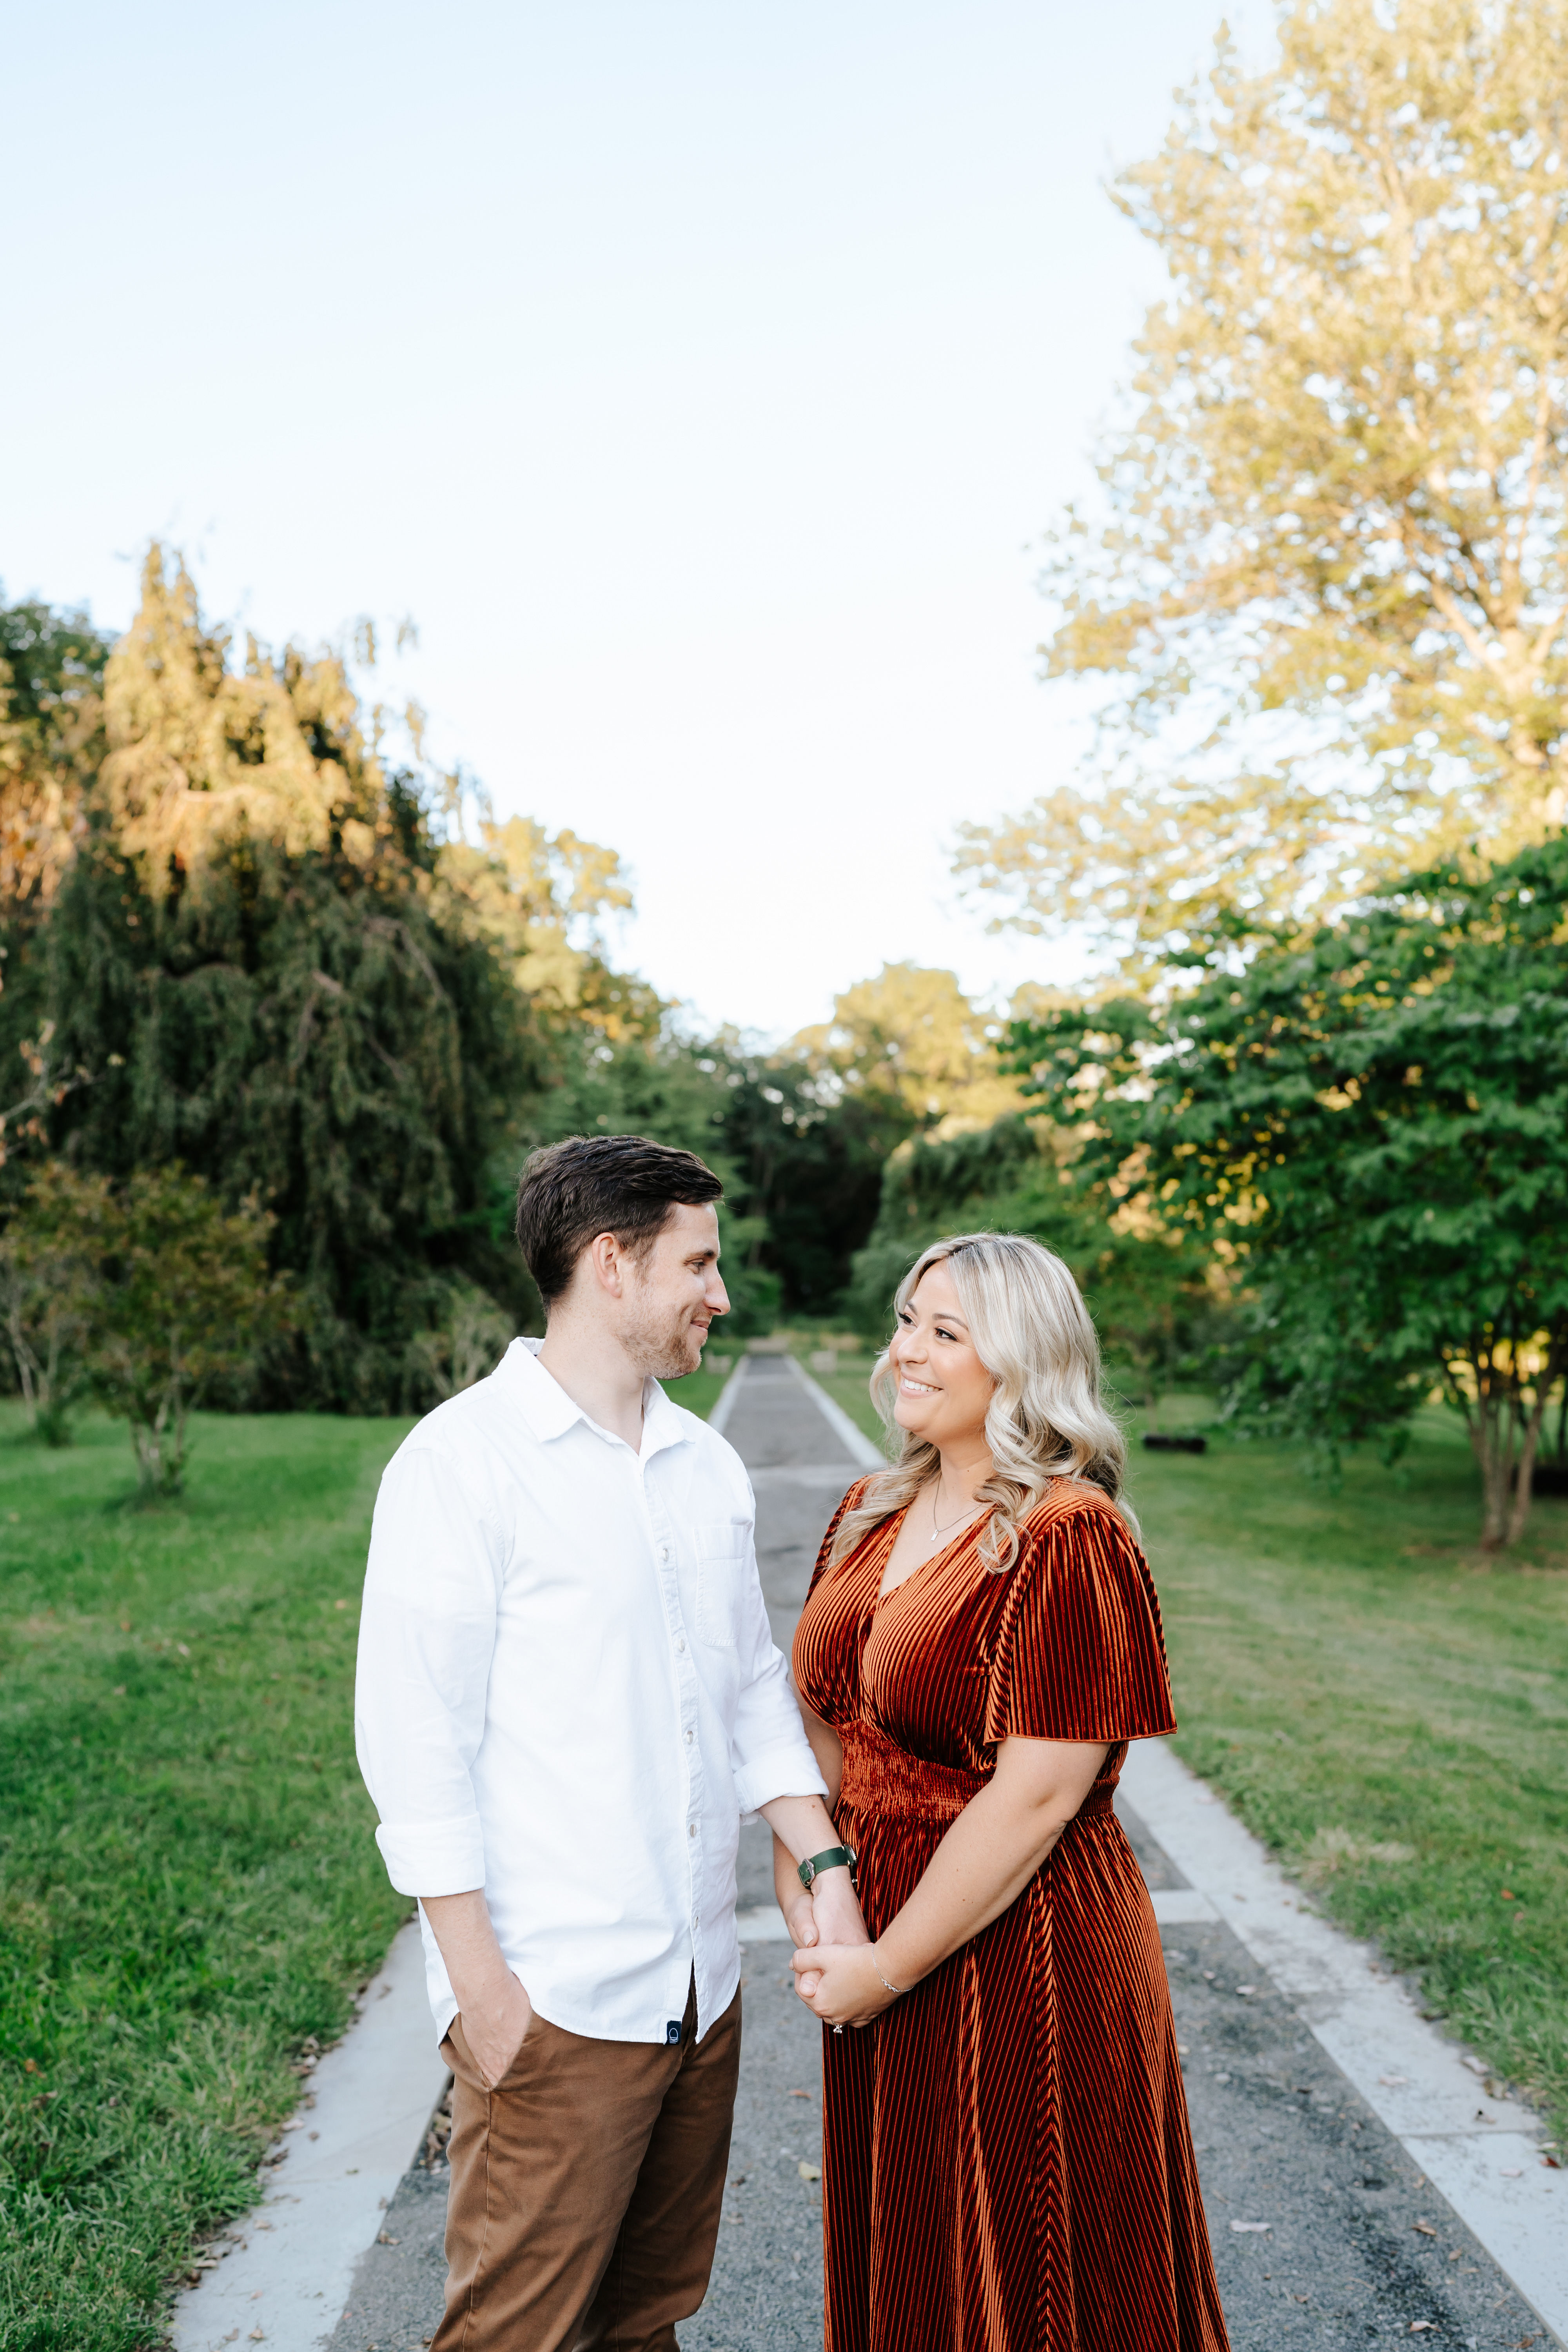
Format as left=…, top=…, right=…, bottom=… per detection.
left=841, top=1112, right=1227, bottom=1407
left=0, top=595, right=111, bottom=915
left=15, top=1162, right=291, bottom=1491
left=1006, top=837, right=1568, bottom=1546
left=1076, top=1223, right=1229, bottom=1434
left=0, top=554, right=631, bottom=1408
left=0, top=1188, right=93, bottom=1443
left=793, top=964, right=1025, bottom=1134
left=960, top=0, right=1568, bottom=969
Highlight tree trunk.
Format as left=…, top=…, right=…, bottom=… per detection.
left=1472, top=1395, right=1514, bottom=1550
left=1504, top=1328, right=1568, bottom=1546
left=132, top=1421, right=163, bottom=1491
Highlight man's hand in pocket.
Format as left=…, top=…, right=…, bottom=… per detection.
left=419, top=1889, right=535, bottom=2088
left=461, top=1970, right=534, bottom=2088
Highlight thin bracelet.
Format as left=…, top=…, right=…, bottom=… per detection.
left=873, top=1947, right=904, bottom=1996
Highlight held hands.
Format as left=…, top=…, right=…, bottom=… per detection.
left=789, top=1866, right=872, bottom=2007
left=790, top=1939, right=901, bottom=2031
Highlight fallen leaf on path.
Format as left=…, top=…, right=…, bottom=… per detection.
left=1378, top=2075, right=1408, bottom=2087
left=1412, top=2221, right=1437, bottom=2237
left=798, top=2161, right=820, bottom=2181
left=1499, top=2167, right=1523, bottom=2178
left=1229, top=2221, right=1270, bottom=2233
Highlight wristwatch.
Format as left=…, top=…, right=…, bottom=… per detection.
left=798, top=1843, right=857, bottom=1891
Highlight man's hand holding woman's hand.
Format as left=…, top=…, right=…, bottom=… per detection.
left=790, top=1867, right=870, bottom=2002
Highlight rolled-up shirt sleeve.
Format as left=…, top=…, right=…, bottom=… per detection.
left=354, top=1441, right=504, bottom=1896
left=727, top=1517, right=828, bottom=1818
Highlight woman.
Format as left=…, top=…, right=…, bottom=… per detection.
left=779, top=1232, right=1230, bottom=2352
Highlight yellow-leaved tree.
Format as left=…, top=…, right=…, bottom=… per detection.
left=959, top=0, right=1568, bottom=967
left=793, top=963, right=1025, bottom=1136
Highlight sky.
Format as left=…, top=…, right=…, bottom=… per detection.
left=4, top=0, right=1267, bottom=1040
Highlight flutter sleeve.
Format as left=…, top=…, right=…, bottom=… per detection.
left=803, top=1475, right=874, bottom=1605
left=983, top=1495, right=1177, bottom=1746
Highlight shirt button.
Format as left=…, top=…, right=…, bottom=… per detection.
left=659, top=1545, right=671, bottom=1563
left=684, top=1728, right=693, bottom=1744
left=688, top=1822, right=697, bottom=1838
left=676, top=1637, right=686, bottom=1653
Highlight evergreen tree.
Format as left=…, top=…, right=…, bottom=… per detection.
left=1, top=554, right=548, bottom=1408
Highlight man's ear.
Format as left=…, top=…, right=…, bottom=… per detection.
left=581, top=1231, right=628, bottom=1299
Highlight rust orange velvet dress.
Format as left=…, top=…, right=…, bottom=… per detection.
left=792, top=1476, right=1230, bottom=2352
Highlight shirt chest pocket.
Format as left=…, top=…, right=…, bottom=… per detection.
left=690, top=1519, right=751, bottom=1650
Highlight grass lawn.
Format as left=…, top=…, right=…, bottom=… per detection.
left=1132, top=1403, right=1568, bottom=2144
left=800, top=1354, right=1568, bottom=2141
left=0, top=1405, right=412, bottom=2352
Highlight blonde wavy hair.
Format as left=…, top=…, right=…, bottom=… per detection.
left=828, top=1230, right=1130, bottom=1573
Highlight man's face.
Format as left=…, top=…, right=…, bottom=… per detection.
left=619, top=1202, right=729, bottom=1379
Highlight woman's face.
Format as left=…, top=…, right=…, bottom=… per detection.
left=887, top=1261, right=996, bottom=1452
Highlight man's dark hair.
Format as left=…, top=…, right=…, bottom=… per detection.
left=514, top=1134, right=724, bottom=1306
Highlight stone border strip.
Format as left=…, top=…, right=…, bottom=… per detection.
left=785, top=1353, right=884, bottom=1470
left=1121, top=1737, right=1568, bottom=2345
left=172, top=1917, right=449, bottom=2352
left=708, top=1352, right=748, bottom=1437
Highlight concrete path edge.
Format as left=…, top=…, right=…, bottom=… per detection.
left=1120, top=1737, right=1568, bottom=2345
left=171, top=1918, right=449, bottom=2352
left=708, top=1353, right=748, bottom=1437
left=786, top=1354, right=884, bottom=1470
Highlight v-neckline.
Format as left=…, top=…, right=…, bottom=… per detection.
left=873, top=1503, right=980, bottom=1609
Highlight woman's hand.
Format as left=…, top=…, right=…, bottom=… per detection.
left=791, top=1940, right=900, bottom=2030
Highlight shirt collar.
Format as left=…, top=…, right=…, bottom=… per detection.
left=500, top=1337, right=693, bottom=1462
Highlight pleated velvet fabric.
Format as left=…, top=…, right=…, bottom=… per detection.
left=792, top=1477, right=1231, bottom=2352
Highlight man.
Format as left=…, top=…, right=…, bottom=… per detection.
left=355, top=1134, right=862, bottom=2352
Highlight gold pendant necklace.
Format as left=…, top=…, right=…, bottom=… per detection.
left=929, top=1485, right=980, bottom=1547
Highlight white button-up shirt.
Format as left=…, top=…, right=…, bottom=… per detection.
left=354, top=1338, right=825, bottom=2046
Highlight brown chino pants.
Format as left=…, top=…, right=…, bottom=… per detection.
left=433, top=1976, right=742, bottom=2352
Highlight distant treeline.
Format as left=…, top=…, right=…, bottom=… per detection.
left=7, top=550, right=1566, bottom=1553
left=0, top=554, right=1022, bottom=1414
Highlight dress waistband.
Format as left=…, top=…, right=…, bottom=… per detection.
left=837, top=1721, right=1117, bottom=1827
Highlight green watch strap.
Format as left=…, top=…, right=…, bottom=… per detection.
left=798, top=1843, right=857, bottom=1890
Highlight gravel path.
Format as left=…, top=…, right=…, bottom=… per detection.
left=323, top=1356, right=1558, bottom=2352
